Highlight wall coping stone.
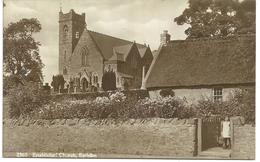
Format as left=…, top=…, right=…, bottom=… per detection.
left=3, top=118, right=197, bottom=127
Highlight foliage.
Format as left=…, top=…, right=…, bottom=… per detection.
left=8, top=86, right=254, bottom=123
left=174, top=0, right=255, bottom=39
left=35, top=91, right=128, bottom=119
left=194, top=88, right=255, bottom=123
left=159, top=88, right=175, bottom=97
left=101, top=70, right=116, bottom=91
left=8, top=82, right=51, bottom=118
left=135, top=96, right=194, bottom=119
left=3, top=75, right=23, bottom=95
left=34, top=92, right=194, bottom=120
left=51, top=75, right=65, bottom=92
left=3, top=18, right=44, bottom=82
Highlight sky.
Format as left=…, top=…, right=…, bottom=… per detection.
left=4, top=0, right=189, bottom=83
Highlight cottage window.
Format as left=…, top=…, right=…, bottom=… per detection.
left=213, top=88, right=223, bottom=102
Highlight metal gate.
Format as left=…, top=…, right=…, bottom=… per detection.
left=201, top=116, right=222, bottom=151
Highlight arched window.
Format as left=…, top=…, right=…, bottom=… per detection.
left=64, top=50, right=67, bottom=61
left=80, top=47, right=89, bottom=66
left=63, top=25, right=68, bottom=37
left=64, top=25, right=68, bottom=33
left=63, top=67, right=68, bottom=75
left=75, top=32, right=80, bottom=38
left=94, top=76, right=98, bottom=83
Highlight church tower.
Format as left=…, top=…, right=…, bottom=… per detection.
left=59, top=9, right=86, bottom=75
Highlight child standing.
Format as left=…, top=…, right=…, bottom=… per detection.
left=221, top=116, right=231, bottom=149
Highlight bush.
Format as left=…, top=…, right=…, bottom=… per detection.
left=101, top=70, right=116, bottom=91
left=8, top=82, right=51, bottom=118
left=159, top=88, right=175, bottom=97
left=51, top=74, right=65, bottom=92
left=35, top=92, right=194, bottom=120
left=194, top=88, right=255, bottom=123
left=135, top=96, right=195, bottom=119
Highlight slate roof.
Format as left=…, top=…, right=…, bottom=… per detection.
left=110, top=44, right=134, bottom=61
left=145, top=34, right=255, bottom=89
left=88, top=30, right=147, bottom=60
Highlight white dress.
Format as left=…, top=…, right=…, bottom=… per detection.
left=222, top=121, right=231, bottom=138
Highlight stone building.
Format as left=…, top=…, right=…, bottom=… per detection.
left=144, top=33, right=255, bottom=104
left=59, top=9, right=153, bottom=92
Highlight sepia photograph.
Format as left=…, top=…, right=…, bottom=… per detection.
left=2, top=0, right=256, bottom=160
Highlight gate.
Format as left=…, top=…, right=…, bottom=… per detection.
left=201, top=116, right=222, bottom=151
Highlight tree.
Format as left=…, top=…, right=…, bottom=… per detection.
left=174, top=0, right=255, bottom=39
left=3, top=18, right=44, bottom=84
left=102, top=70, right=116, bottom=91
left=51, top=75, right=65, bottom=92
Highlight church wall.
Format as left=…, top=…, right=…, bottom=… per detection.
left=118, top=44, right=143, bottom=89
left=69, top=30, right=104, bottom=87
left=141, top=49, right=153, bottom=75
left=59, top=19, right=73, bottom=75
left=59, top=10, right=86, bottom=75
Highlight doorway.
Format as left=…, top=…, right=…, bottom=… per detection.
left=82, top=77, right=88, bottom=92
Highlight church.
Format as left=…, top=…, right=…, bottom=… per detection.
left=58, top=9, right=153, bottom=92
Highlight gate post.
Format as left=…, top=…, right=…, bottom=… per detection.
left=230, top=119, right=234, bottom=150
left=197, top=118, right=202, bottom=155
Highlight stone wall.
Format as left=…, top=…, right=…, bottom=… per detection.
left=3, top=118, right=197, bottom=158
left=231, top=117, right=255, bottom=159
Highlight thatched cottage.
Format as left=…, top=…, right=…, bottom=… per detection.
left=144, top=34, right=255, bottom=104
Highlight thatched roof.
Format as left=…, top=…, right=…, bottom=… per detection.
left=145, top=34, right=255, bottom=89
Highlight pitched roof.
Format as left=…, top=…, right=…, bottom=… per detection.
left=88, top=30, right=146, bottom=60
left=111, top=44, right=133, bottom=61
left=145, top=34, right=255, bottom=89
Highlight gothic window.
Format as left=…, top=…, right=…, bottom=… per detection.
left=81, top=47, right=89, bottom=66
left=63, top=25, right=68, bottom=37
left=64, top=50, right=67, bottom=61
left=93, top=76, right=98, bottom=84
left=76, top=32, right=80, bottom=38
left=92, top=75, right=98, bottom=84
left=63, top=67, right=68, bottom=75
left=213, top=88, right=223, bottom=102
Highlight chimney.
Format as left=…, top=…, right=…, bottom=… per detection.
left=160, top=30, right=171, bottom=46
